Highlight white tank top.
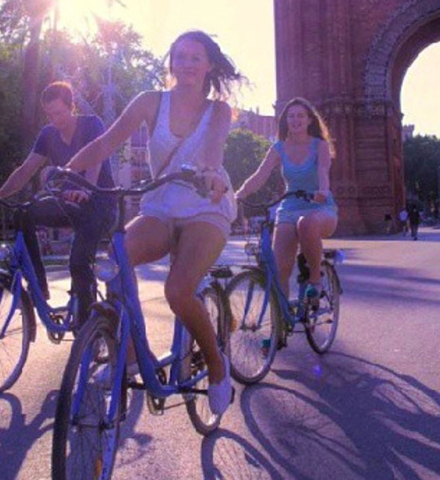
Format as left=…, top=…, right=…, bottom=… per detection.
left=140, top=91, right=237, bottom=222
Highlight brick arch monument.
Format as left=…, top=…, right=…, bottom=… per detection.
left=274, top=0, right=440, bottom=234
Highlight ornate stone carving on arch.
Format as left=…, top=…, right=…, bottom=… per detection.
left=363, top=0, right=440, bottom=102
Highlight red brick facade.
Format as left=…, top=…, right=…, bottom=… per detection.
left=233, top=109, right=277, bottom=141
left=274, top=0, right=440, bottom=234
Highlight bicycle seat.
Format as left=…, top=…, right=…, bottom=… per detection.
left=209, top=265, right=233, bottom=279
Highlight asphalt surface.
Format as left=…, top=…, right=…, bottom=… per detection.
left=1, top=227, right=439, bottom=479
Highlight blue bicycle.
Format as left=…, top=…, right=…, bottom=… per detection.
left=226, top=192, right=343, bottom=384
left=0, top=195, right=80, bottom=393
left=51, top=168, right=232, bottom=480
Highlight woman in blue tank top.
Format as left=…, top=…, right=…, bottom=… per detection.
left=236, top=97, right=338, bottom=302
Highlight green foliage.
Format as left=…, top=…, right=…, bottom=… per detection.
left=403, top=134, right=440, bottom=202
left=224, top=128, right=284, bottom=218
left=0, top=41, right=23, bottom=182
left=0, top=9, right=165, bottom=175
left=224, top=128, right=284, bottom=210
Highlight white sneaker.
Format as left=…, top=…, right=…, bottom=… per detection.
left=208, top=352, right=232, bottom=415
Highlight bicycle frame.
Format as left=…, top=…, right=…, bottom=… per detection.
left=0, top=228, right=77, bottom=338
left=247, top=221, right=307, bottom=330
left=70, top=172, right=215, bottom=427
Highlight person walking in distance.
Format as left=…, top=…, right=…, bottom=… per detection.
left=408, top=205, right=420, bottom=240
left=399, top=207, right=408, bottom=236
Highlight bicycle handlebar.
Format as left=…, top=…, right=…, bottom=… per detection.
left=0, top=166, right=207, bottom=210
left=238, top=190, right=314, bottom=210
left=47, top=166, right=208, bottom=198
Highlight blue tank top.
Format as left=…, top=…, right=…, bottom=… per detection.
left=274, top=137, right=336, bottom=212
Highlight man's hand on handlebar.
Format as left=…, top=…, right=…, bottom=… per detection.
left=62, top=189, right=91, bottom=204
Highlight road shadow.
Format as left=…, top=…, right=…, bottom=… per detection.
left=337, top=261, right=440, bottom=308
left=0, top=390, right=58, bottom=480
left=201, top=428, right=287, bottom=480
left=113, top=388, right=153, bottom=470
left=238, top=352, right=440, bottom=479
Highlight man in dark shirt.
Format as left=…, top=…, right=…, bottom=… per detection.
left=408, top=206, right=421, bottom=241
left=0, top=81, right=115, bottom=326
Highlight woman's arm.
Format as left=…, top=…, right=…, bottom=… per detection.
left=202, top=101, right=231, bottom=171
left=316, top=140, right=332, bottom=200
left=235, top=146, right=281, bottom=200
left=67, top=91, right=157, bottom=172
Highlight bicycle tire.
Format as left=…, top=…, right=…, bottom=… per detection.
left=182, top=284, right=230, bottom=436
left=52, top=314, right=121, bottom=480
left=226, top=269, right=280, bottom=385
left=0, top=284, right=33, bottom=393
left=305, top=262, right=340, bottom=354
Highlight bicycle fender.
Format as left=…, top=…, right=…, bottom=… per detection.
left=89, top=301, right=119, bottom=321
left=22, top=288, right=37, bottom=342
left=0, top=271, right=37, bottom=342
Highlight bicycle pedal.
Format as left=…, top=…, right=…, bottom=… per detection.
left=146, top=392, right=165, bottom=415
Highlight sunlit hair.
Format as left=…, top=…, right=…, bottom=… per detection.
left=278, top=97, right=335, bottom=157
left=167, top=30, right=244, bottom=100
left=41, top=81, right=74, bottom=109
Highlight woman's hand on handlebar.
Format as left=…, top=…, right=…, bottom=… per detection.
left=202, top=168, right=227, bottom=203
left=313, top=190, right=329, bottom=204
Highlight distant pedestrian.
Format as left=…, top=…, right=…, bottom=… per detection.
left=399, top=208, right=408, bottom=236
left=408, top=206, right=420, bottom=240
left=384, top=213, right=392, bottom=235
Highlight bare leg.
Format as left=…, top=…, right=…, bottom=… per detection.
left=124, top=216, right=171, bottom=365
left=272, top=223, right=299, bottom=298
left=165, top=222, right=226, bottom=384
left=297, top=211, right=337, bottom=284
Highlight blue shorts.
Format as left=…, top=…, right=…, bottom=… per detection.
left=275, top=205, right=338, bottom=226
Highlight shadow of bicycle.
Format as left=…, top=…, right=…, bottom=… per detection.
left=238, top=352, right=440, bottom=479
left=0, top=390, right=58, bottom=480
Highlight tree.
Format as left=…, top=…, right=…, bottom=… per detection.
left=0, top=8, right=165, bottom=176
left=224, top=128, right=283, bottom=200
left=0, top=41, right=23, bottom=184
left=403, top=135, right=440, bottom=208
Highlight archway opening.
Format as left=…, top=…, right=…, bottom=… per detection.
left=399, top=42, right=440, bottom=222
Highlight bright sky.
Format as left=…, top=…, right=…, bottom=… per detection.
left=400, top=42, right=440, bottom=137
left=56, top=0, right=439, bottom=135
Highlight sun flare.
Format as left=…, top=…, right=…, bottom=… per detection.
left=55, top=0, right=111, bottom=35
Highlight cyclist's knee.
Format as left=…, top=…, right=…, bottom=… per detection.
left=297, top=215, right=323, bottom=240
left=165, top=279, right=196, bottom=316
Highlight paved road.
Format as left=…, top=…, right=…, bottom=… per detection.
left=1, top=227, right=440, bottom=479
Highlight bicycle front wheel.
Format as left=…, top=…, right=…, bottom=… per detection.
left=183, top=285, right=229, bottom=436
left=305, top=262, right=340, bottom=354
left=52, top=314, right=121, bottom=480
left=226, top=269, right=280, bottom=385
left=0, top=284, right=33, bottom=393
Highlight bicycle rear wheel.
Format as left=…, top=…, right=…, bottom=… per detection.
left=52, top=314, right=121, bottom=480
left=182, top=284, right=229, bottom=436
left=0, top=284, right=33, bottom=393
left=226, top=269, right=280, bottom=385
left=305, top=262, right=340, bottom=354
